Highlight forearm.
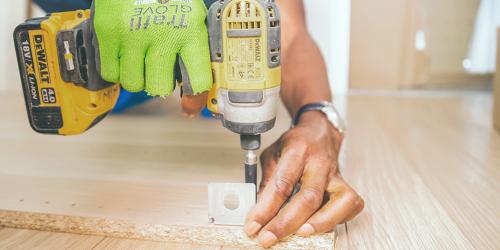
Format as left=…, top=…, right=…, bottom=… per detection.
left=277, top=0, right=332, bottom=116
left=280, top=35, right=332, bottom=116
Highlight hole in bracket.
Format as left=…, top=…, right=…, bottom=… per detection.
left=224, top=193, right=240, bottom=210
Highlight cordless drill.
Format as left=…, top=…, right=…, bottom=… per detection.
left=14, top=0, right=281, bottom=188
left=206, top=0, right=281, bottom=187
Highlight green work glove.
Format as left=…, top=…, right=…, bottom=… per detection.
left=92, top=0, right=213, bottom=97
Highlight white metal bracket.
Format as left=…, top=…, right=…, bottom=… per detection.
left=208, top=183, right=256, bottom=226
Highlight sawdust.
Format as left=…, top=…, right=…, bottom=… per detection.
left=0, top=210, right=335, bottom=249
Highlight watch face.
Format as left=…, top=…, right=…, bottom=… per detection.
left=321, top=104, right=346, bottom=134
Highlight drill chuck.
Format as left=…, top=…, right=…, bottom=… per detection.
left=240, top=134, right=261, bottom=150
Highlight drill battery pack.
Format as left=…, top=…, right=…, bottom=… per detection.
left=13, top=10, right=119, bottom=136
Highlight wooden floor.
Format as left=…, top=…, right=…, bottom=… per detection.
left=0, top=227, right=230, bottom=249
left=0, top=90, right=499, bottom=249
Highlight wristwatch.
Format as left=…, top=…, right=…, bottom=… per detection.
left=292, top=101, right=346, bottom=135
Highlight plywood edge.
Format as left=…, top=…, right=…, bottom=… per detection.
left=0, top=210, right=334, bottom=249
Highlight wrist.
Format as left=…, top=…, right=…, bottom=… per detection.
left=299, top=111, right=326, bottom=123
left=298, top=111, right=343, bottom=141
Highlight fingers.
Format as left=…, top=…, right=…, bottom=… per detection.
left=178, top=38, right=213, bottom=96
left=95, top=38, right=120, bottom=83
left=258, top=142, right=281, bottom=194
left=181, top=93, right=208, bottom=117
left=244, top=137, right=307, bottom=238
left=177, top=37, right=213, bottom=116
left=297, top=175, right=364, bottom=236
left=178, top=55, right=209, bottom=117
left=256, top=158, right=329, bottom=247
left=92, top=1, right=120, bottom=83
left=145, top=48, right=177, bottom=97
left=341, top=197, right=364, bottom=223
left=119, top=44, right=147, bottom=93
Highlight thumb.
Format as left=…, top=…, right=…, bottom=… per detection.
left=181, top=93, right=209, bottom=117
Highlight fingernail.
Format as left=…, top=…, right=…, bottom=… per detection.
left=258, top=231, right=278, bottom=248
left=297, top=223, right=316, bottom=236
left=244, top=221, right=262, bottom=236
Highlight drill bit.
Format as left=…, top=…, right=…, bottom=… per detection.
left=240, top=134, right=261, bottom=190
left=245, top=149, right=258, bottom=186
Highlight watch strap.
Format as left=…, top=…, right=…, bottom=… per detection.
left=293, top=102, right=327, bottom=126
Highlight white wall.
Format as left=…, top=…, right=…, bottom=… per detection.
left=304, top=0, right=351, bottom=95
left=466, top=0, right=500, bottom=74
left=0, top=1, right=28, bottom=91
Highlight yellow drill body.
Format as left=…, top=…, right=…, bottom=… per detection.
left=207, top=0, right=281, bottom=136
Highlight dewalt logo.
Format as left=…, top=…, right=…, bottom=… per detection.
left=34, top=35, right=51, bottom=85
left=255, top=38, right=261, bottom=63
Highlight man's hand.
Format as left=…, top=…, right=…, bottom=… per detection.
left=92, top=0, right=212, bottom=98
left=244, top=112, right=364, bottom=248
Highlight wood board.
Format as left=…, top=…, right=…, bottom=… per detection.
left=0, top=91, right=499, bottom=249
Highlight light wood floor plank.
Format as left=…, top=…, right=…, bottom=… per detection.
left=336, top=94, right=499, bottom=249
left=380, top=95, right=500, bottom=248
left=0, top=228, right=103, bottom=249
left=93, top=238, right=222, bottom=250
